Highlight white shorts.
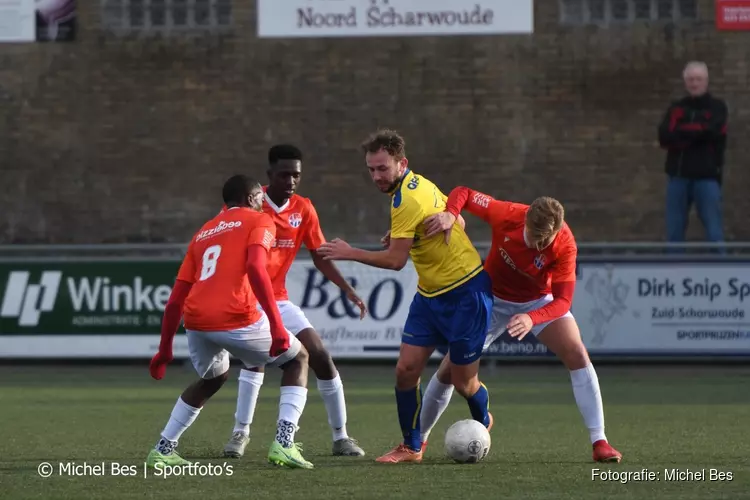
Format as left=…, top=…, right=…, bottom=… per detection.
left=186, top=313, right=301, bottom=379
left=257, top=300, right=314, bottom=336
left=483, top=294, right=574, bottom=349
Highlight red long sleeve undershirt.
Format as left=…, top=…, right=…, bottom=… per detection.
left=158, top=245, right=285, bottom=354
left=527, top=281, right=575, bottom=325
left=159, top=279, right=191, bottom=354
left=445, top=186, right=471, bottom=218
left=246, top=245, right=285, bottom=338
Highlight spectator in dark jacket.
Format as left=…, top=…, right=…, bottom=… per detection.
left=658, top=61, right=728, bottom=250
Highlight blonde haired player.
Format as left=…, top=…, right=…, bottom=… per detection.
left=421, top=189, right=622, bottom=463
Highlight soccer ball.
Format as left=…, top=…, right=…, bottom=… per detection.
left=444, top=419, right=491, bottom=463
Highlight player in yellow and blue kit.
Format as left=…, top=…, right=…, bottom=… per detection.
left=318, top=129, right=494, bottom=463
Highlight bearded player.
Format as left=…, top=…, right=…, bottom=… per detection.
left=148, top=175, right=314, bottom=469
left=318, top=130, right=494, bottom=464
left=223, top=145, right=367, bottom=459
left=421, top=188, right=622, bottom=463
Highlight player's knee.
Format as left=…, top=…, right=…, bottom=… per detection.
left=201, top=371, right=229, bottom=394
left=298, top=329, right=336, bottom=379
left=451, top=375, right=480, bottom=398
left=308, top=345, right=336, bottom=380
left=294, top=344, right=309, bottom=366
left=559, top=341, right=590, bottom=370
left=395, top=359, right=421, bottom=388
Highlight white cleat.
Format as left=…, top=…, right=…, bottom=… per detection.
left=332, top=437, right=365, bottom=457
left=223, top=431, right=250, bottom=458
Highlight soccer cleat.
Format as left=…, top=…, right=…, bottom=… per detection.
left=223, top=431, right=250, bottom=458
left=332, top=437, right=365, bottom=456
left=375, top=443, right=424, bottom=463
left=593, top=440, right=622, bottom=463
left=268, top=441, right=314, bottom=469
left=146, top=448, right=191, bottom=468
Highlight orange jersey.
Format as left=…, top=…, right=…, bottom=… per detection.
left=261, top=191, right=326, bottom=300
left=177, top=207, right=276, bottom=331
left=460, top=192, right=577, bottom=303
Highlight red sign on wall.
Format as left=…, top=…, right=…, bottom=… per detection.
left=716, top=0, right=750, bottom=30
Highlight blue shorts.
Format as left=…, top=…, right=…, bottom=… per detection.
left=402, top=271, right=493, bottom=365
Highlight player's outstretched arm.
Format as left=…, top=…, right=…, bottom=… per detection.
left=150, top=279, right=192, bottom=380
left=309, top=250, right=367, bottom=319
left=246, top=245, right=290, bottom=356
left=317, top=237, right=413, bottom=271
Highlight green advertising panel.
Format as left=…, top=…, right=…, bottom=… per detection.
left=0, top=261, right=182, bottom=335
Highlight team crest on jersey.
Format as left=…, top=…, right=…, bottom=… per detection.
left=534, top=254, right=546, bottom=269
left=288, top=213, right=302, bottom=228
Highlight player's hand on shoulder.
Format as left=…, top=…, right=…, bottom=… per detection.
left=380, top=230, right=391, bottom=249
left=347, top=291, right=367, bottom=320
left=149, top=350, right=173, bottom=380
left=423, top=212, right=457, bottom=241
left=318, top=238, right=351, bottom=261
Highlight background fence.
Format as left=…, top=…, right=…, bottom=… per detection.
left=2, top=242, right=749, bottom=361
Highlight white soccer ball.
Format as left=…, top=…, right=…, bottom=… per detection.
left=444, top=419, right=491, bottom=463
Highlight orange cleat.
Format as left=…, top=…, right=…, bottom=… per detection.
left=375, top=443, right=424, bottom=464
left=593, top=440, right=622, bottom=463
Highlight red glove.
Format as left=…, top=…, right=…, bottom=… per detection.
left=150, top=279, right=192, bottom=380
left=149, top=351, right=173, bottom=380
left=270, top=325, right=290, bottom=357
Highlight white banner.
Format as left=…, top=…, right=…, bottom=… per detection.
left=0, top=0, right=35, bottom=42
left=574, top=262, right=750, bottom=355
left=3, top=260, right=750, bottom=359
left=1, top=335, right=190, bottom=358
left=285, top=260, right=417, bottom=358
left=257, top=0, right=534, bottom=38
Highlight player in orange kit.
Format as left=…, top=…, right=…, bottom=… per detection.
left=147, top=175, right=314, bottom=469
left=223, top=145, right=367, bottom=459
left=419, top=187, right=622, bottom=464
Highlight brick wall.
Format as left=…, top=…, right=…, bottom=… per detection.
left=1, top=1, right=747, bottom=244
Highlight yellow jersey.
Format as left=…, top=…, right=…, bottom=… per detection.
left=389, top=170, right=483, bottom=297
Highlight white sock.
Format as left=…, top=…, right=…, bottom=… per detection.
left=276, top=386, right=308, bottom=448
left=317, top=374, right=349, bottom=441
left=233, top=370, right=264, bottom=435
left=156, top=397, right=201, bottom=454
left=419, top=373, right=455, bottom=443
left=570, top=364, right=607, bottom=444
